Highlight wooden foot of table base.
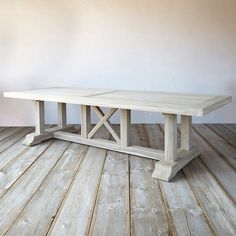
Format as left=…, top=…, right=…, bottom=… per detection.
left=23, top=126, right=75, bottom=146
left=152, top=146, right=200, bottom=181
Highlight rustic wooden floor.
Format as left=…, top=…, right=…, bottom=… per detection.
left=0, top=124, right=235, bottom=236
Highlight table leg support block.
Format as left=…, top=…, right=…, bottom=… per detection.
left=152, top=146, right=201, bottom=181
left=23, top=126, right=76, bottom=146
left=23, top=132, right=54, bottom=146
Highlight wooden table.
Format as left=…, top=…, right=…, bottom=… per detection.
left=4, top=87, right=232, bottom=181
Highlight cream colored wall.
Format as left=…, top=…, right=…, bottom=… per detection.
left=0, top=0, right=235, bottom=125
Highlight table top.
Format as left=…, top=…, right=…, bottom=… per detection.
left=4, top=87, right=232, bottom=116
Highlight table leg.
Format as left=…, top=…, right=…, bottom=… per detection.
left=81, top=105, right=91, bottom=139
left=120, top=109, right=131, bottom=146
left=35, top=101, right=45, bottom=134
left=152, top=113, right=200, bottom=181
left=164, top=114, right=177, bottom=162
left=181, top=115, right=192, bottom=150
left=23, top=101, right=73, bottom=146
left=58, top=103, right=67, bottom=128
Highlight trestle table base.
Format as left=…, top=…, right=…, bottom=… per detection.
left=23, top=101, right=200, bottom=181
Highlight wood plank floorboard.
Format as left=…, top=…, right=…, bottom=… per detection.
left=207, top=124, right=236, bottom=147
left=129, top=125, right=169, bottom=236
left=223, top=123, right=236, bottom=134
left=0, top=125, right=235, bottom=236
left=193, top=124, right=236, bottom=169
left=147, top=125, right=214, bottom=236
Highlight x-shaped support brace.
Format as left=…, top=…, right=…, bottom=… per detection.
left=88, top=107, right=120, bottom=144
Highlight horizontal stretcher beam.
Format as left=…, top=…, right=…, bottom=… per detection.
left=53, top=131, right=165, bottom=161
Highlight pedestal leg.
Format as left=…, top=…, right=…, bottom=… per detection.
left=23, top=100, right=49, bottom=146
left=181, top=115, right=192, bottom=151
left=120, top=109, right=131, bottom=146
left=81, top=105, right=91, bottom=139
left=58, top=103, right=67, bottom=128
left=164, top=114, right=177, bottom=162
left=23, top=101, right=72, bottom=146
left=35, top=101, right=45, bottom=134
left=152, top=114, right=200, bottom=181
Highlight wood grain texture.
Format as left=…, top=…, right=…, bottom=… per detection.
left=48, top=127, right=109, bottom=236
left=6, top=143, right=87, bottom=236
left=181, top=115, right=192, bottom=150
left=0, top=127, right=33, bottom=154
left=23, top=126, right=74, bottom=146
left=193, top=124, right=236, bottom=169
left=35, top=101, right=45, bottom=134
left=178, top=125, right=236, bottom=234
left=183, top=159, right=236, bottom=235
left=92, top=106, right=120, bottom=144
left=48, top=147, right=107, bottom=236
left=146, top=124, right=213, bottom=235
left=129, top=125, right=170, bottom=236
left=53, top=131, right=165, bottom=161
left=0, top=140, right=70, bottom=235
left=191, top=128, right=236, bottom=203
left=207, top=124, right=236, bottom=147
left=152, top=146, right=200, bottom=181
left=4, top=87, right=231, bottom=116
left=58, top=103, right=67, bottom=128
left=164, top=114, right=177, bottom=162
left=0, top=125, right=235, bottom=235
left=120, top=109, right=131, bottom=147
left=88, top=107, right=117, bottom=139
left=0, top=126, right=52, bottom=170
left=152, top=115, right=199, bottom=181
left=81, top=105, right=91, bottom=139
left=160, top=172, right=214, bottom=236
left=0, top=127, right=22, bottom=141
left=88, top=151, right=130, bottom=236
left=0, top=137, right=28, bottom=170
left=0, top=140, right=52, bottom=197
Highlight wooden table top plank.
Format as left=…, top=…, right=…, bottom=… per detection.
left=4, top=87, right=231, bottom=116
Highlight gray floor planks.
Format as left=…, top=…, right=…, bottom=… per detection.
left=0, top=127, right=22, bottom=141
left=88, top=151, right=130, bottom=236
left=146, top=124, right=213, bottom=236
left=192, top=128, right=236, bottom=202
left=0, top=125, right=235, bottom=236
left=0, top=137, right=29, bottom=170
left=223, top=123, right=236, bottom=134
left=193, top=124, right=236, bottom=169
left=0, top=140, right=70, bottom=235
left=0, top=127, right=33, bottom=154
left=48, top=127, right=109, bottom=236
left=0, top=127, right=7, bottom=133
left=183, top=159, right=236, bottom=235
left=48, top=147, right=107, bottom=236
left=0, top=140, right=53, bottom=197
left=129, top=125, right=170, bottom=236
left=6, top=143, right=87, bottom=236
left=207, top=124, right=236, bottom=147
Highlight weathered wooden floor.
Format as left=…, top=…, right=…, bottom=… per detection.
left=0, top=124, right=235, bottom=236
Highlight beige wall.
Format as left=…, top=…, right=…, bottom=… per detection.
left=0, top=0, right=235, bottom=125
